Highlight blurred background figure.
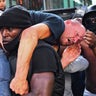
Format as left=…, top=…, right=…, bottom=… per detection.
left=0, top=0, right=6, bottom=15
left=0, top=0, right=6, bottom=10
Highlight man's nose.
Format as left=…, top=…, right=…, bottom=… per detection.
left=2, top=29, right=9, bottom=37
left=74, top=36, right=83, bottom=43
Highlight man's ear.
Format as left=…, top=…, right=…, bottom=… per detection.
left=64, top=19, right=72, bottom=25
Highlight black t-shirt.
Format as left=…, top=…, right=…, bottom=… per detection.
left=29, top=41, right=65, bottom=96
left=30, top=10, right=64, bottom=45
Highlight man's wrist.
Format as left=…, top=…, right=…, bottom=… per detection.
left=91, top=42, right=96, bottom=49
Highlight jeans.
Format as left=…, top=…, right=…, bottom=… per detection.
left=0, top=48, right=11, bottom=96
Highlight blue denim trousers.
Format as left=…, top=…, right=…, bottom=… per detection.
left=0, top=48, right=11, bottom=96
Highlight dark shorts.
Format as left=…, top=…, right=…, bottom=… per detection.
left=8, top=40, right=65, bottom=96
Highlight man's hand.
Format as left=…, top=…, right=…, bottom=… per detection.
left=84, top=30, right=96, bottom=48
left=10, top=78, right=29, bottom=95
left=80, top=40, right=89, bottom=49
left=61, top=44, right=81, bottom=68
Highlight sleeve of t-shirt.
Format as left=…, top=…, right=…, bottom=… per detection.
left=64, top=55, right=89, bottom=73
left=30, top=11, right=65, bottom=44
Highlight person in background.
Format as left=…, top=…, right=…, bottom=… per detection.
left=0, top=0, right=6, bottom=15
left=0, top=0, right=6, bottom=10
left=82, top=4, right=96, bottom=96
left=0, top=0, right=11, bottom=96
left=0, top=5, right=65, bottom=96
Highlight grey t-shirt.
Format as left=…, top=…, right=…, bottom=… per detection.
left=64, top=55, right=89, bottom=73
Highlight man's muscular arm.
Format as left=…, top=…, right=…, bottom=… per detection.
left=10, top=23, right=51, bottom=95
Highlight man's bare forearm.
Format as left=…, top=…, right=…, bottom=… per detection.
left=15, top=27, right=38, bottom=80
left=15, top=24, right=51, bottom=80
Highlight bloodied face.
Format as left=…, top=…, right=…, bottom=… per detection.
left=60, top=19, right=86, bottom=46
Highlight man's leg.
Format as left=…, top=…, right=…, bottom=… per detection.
left=71, top=71, right=85, bottom=96
left=0, top=48, right=11, bottom=96
left=64, top=73, right=73, bottom=96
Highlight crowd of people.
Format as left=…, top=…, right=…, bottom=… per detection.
left=0, top=0, right=96, bottom=96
